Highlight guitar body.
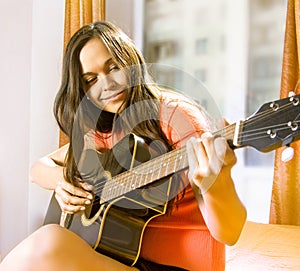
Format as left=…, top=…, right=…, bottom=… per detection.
left=44, top=134, right=172, bottom=266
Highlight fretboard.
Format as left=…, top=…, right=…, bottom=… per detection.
left=101, top=123, right=237, bottom=202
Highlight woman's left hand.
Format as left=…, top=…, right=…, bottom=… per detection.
left=186, top=132, right=236, bottom=193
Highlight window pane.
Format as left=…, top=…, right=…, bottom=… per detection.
left=143, top=0, right=287, bottom=167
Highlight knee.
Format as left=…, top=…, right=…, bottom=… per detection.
left=30, top=224, right=70, bottom=252
left=26, top=224, right=75, bottom=261
left=20, top=224, right=70, bottom=259
left=23, top=224, right=64, bottom=254
left=0, top=224, right=65, bottom=270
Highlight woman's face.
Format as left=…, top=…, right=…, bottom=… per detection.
left=79, top=38, right=129, bottom=113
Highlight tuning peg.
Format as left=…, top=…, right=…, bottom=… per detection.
left=281, top=145, right=294, bottom=162
left=288, top=91, right=296, bottom=97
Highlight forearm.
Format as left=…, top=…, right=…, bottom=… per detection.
left=29, top=157, right=65, bottom=190
left=198, top=167, right=247, bottom=246
left=30, top=147, right=94, bottom=214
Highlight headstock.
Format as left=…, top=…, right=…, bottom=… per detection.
left=238, top=93, right=300, bottom=152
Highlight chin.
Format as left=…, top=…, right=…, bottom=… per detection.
left=103, top=103, right=123, bottom=113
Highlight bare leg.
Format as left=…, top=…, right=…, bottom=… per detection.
left=0, top=224, right=139, bottom=271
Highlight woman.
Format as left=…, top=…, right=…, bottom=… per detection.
left=0, top=21, right=246, bottom=271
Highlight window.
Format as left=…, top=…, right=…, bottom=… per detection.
left=195, top=68, right=207, bottom=83
left=195, top=38, right=208, bottom=55
left=146, top=40, right=179, bottom=62
left=144, top=0, right=286, bottom=167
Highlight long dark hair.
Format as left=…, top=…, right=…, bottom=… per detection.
left=54, top=21, right=183, bottom=207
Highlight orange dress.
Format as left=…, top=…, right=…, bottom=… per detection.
left=95, top=91, right=225, bottom=271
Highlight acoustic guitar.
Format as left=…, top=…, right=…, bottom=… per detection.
left=44, top=93, right=300, bottom=266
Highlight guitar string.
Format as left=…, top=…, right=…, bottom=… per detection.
left=86, top=98, right=300, bottom=204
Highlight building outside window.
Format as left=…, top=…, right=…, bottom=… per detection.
left=143, top=0, right=286, bottom=167
left=195, top=38, right=208, bottom=55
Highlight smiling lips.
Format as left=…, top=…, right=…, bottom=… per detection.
left=99, top=90, right=125, bottom=101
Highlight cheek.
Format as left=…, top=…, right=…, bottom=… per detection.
left=118, top=73, right=128, bottom=86
left=83, top=86, right=101, bottom=108
left=85, top=82, right=102, bottom=99
left=111, top=70, right=130, bottom=87
left=86, top=90, right=99, bottom=101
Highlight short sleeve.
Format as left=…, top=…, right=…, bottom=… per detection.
left=159, top=91, right=217, bottom=148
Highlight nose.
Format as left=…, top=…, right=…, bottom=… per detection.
left=96, top=73, right=110, bottom=91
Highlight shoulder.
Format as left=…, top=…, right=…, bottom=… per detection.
left=158, top=90, right=217, bottom=146
left=159, top=89, right=193, bottom=106
left=159, top=90, right=208, bottom=120
left=159, top=89, right=215, bottom=130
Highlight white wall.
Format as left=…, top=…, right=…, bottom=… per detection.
left=28, top=0, right=64, bottom=233
left=0, top=0, right=64, bottom=259
left=0, top=0, right=32, bottom=259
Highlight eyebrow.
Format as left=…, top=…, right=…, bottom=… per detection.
left=81, top=58, right=114, bottom=77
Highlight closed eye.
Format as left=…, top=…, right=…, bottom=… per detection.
left=82, top=73, right=98, bottom=87
left=106, top=62, right=120, bottom=73
left=81, top=59, right=120, bottom=87
left=85, top=76, right=98, bottom=85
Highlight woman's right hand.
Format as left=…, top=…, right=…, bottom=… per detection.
left=54, top=179, right=94, bottom=214
left=30, top=143, right=94, bottom=214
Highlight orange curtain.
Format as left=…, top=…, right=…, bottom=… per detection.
left=270, top=0, right=300, bottom=225
left=59, top=0, right=106, bottom=146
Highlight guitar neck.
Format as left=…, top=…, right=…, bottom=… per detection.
left=101, top=123, right=238, bottom=202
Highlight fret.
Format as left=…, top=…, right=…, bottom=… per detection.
left=128, top=171, right=136, bottom=193
left=128, top=170, right=134, bottom=192
left=122, top=173, right=130, bottom=195
left=101, top=180, right=109, bottom=202
left=139, top=168, right=145, bottom=188
left=163, top=153, right=171, bottom=177
left=103, top=182, right=112, bottom=201
left=155, top=155, right=165, bottom=180
left=181, top=149, right=188, bottom=171
left=161, top=160, right=168, bottom=177
left=150, top=167, right=155, bottom=185
left=145, top=164, right=152, bottom=186
left=155, top=154, right=164, bottom=180
left=112, top=182, right=119, bottom=200
left=172, top=150, right=179, bottom=173
left=119, top=178, right=125, bottom=195
left=132, top=171, right=139, bottom=190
